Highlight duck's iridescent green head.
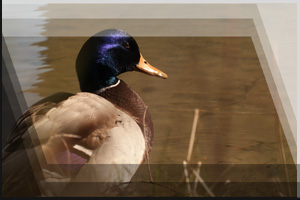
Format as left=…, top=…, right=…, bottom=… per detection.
left=76, top=29, right=167, bottom=92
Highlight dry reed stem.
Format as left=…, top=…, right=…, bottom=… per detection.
left=186, top=109, right=200, bottom=163
left=183, top=160, right=192, bottom=196
left=193, top=161, right=202, bottom=192
left=192, top=169, right=215, bottom=197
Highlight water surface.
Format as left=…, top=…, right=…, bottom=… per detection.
left=4, top=34, right=296, bottom=197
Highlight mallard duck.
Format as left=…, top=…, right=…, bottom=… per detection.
left=2, top=29, right=167, bottom=197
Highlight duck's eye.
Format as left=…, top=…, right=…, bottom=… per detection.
left=144, top=60, right=148, bottom=64
left=122, top=42, right=130, bottom=49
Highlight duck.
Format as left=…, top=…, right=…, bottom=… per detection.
left=2, top=29, right=168, bottom=197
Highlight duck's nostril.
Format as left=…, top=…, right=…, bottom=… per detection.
left=144, top=61, right=147, bottom=64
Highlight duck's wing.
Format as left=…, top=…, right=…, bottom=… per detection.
left=3, top=92, right=74, bottom=156
left=2, top=92, right=73, bottom=197
left=2, top=92, right=119, bottom=196
left=33, top=92, right=118, bottom=167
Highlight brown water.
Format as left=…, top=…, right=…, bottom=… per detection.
left=9, top=35, right=295, bottom=196
left=26, top=36, right=294, bottom=164
left=3, top=3, right=296, bottom=196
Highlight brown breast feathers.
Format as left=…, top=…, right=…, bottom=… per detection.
left=98, top=80, right=154, bottom=152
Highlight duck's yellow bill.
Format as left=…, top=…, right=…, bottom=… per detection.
left=134, top=54, right=168, bottom=79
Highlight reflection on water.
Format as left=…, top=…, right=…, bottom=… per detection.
left=3, top=37, right=49, bottom=106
